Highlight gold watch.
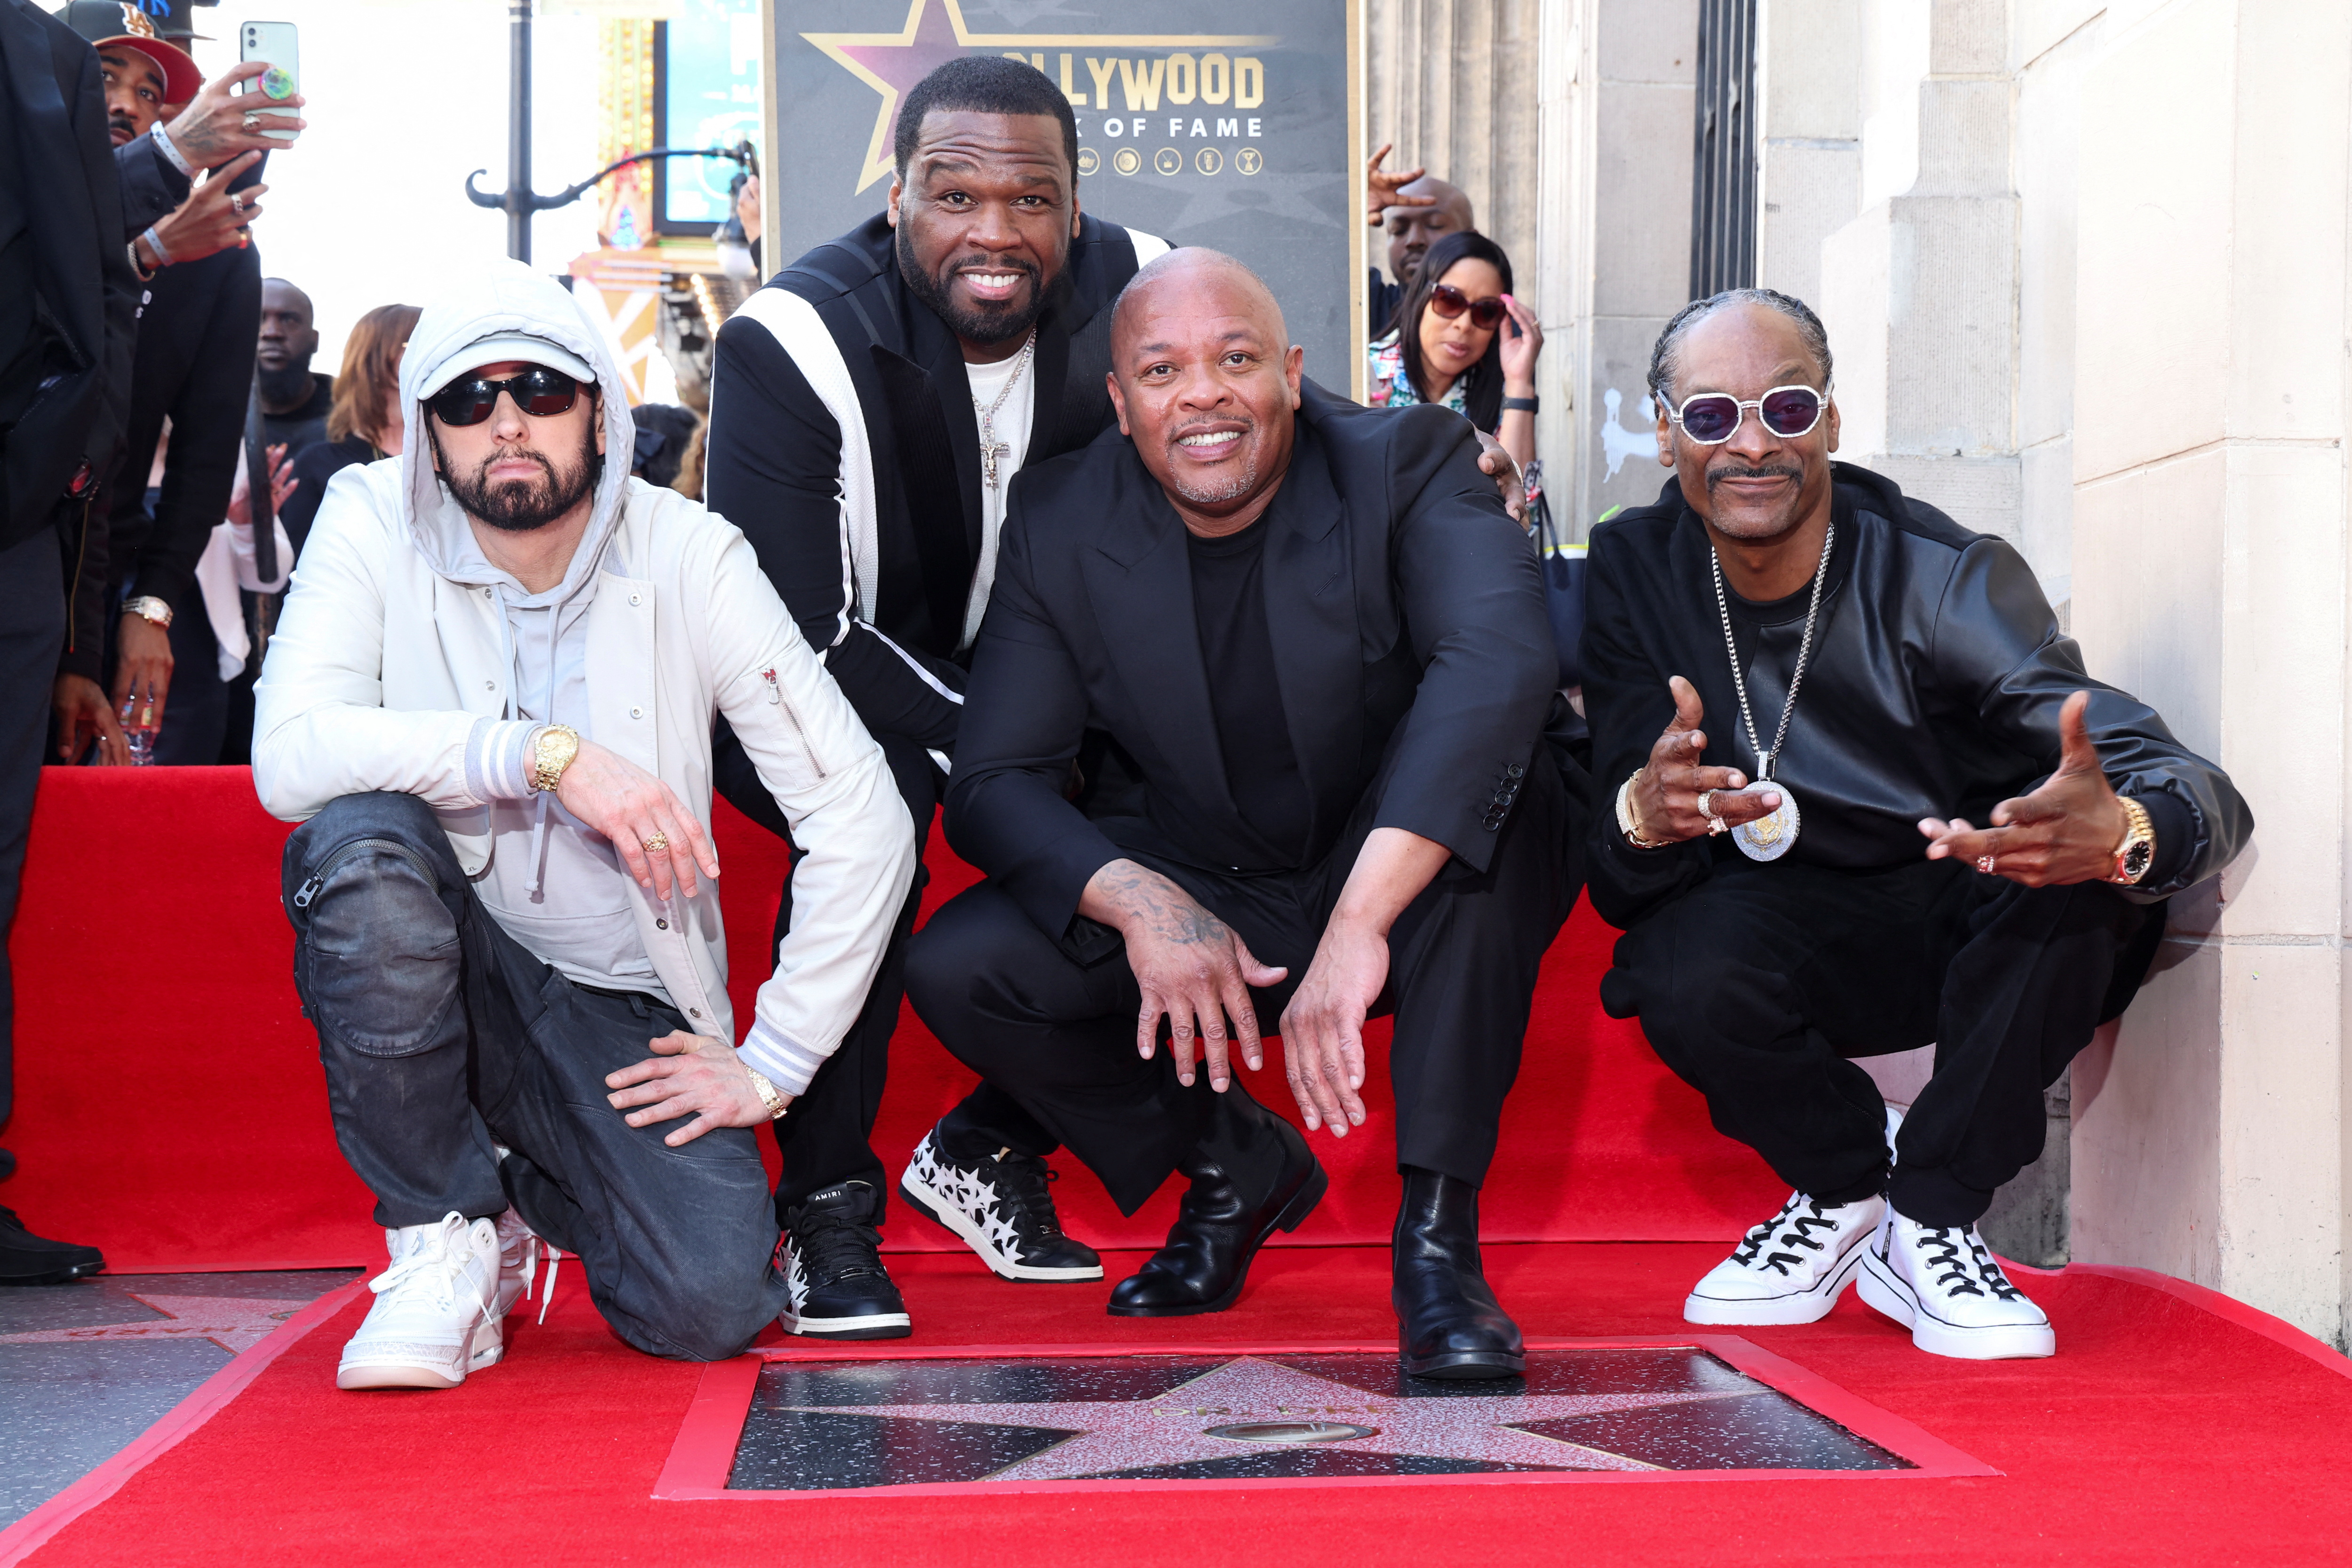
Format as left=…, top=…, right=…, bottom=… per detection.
left=528, top=724, right=580, bottom=793
left=2110, top=796, right=2156, bottom=885
left=123, top=595, right=173, bottom=629
left=745, top=1067, right=790, bottom=1120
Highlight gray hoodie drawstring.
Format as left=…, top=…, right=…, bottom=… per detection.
left=489, top=582, right=556, bottom=903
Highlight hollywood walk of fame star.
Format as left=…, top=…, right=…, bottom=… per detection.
left=779, top=1355, right=1774, bottom=1480
left=0, top=1294, right=314, bottom=1355
left=802, top=0, right=1279, bottom=195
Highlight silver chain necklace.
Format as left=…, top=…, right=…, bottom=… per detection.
left=1707, top=519, right=1834, bottom=861
left=972, top=332, right=1036, bottom=490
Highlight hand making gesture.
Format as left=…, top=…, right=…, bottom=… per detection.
left=1621, top=675, right=1784, bottom=843
left=1366, top=143, right=1434, bottom=226
left=1918, top=690, right=2128, bottom=885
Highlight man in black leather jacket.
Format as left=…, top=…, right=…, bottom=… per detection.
left=1585, top=288, right=2251, bottom=1362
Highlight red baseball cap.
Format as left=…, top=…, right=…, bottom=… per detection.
left=57, top=3, right=205, bottom=105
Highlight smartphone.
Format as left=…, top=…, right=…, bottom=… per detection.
left=238, top=21, right=300, bottom=143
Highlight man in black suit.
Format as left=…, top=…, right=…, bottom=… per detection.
left=905, top=251, right=1580, bottom=1377
left=0, top=0, right=141, bottom=1282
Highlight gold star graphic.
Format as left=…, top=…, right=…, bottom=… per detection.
left=802, top=0, right=1279, bottom=194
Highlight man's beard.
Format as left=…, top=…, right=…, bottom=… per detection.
left=429, top=425, right=600, bottom=534
left=1160, top=419, right=1262, bottom=509
left=897, top=226, right=1049, bottom=346
left=257, top=361, right=316, bottom=410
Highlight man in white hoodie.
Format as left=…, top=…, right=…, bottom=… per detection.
left=254, top=262, right=914, bottom=1388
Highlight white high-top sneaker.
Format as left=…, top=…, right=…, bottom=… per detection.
left=1685, top=1190, right=1886, bottom=1325
left=337, top=1212, right=503, bottom=1391
left=1857, top=1210, right=2055, bottom=1360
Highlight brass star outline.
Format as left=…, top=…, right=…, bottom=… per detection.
left=802, top=0, right=1280, bottom=194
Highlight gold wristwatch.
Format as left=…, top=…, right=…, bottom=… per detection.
left=123, top=595, right=173, bottom=629
left=745, top=1067, right=790, bottom=1120
left=528, top=724, right=580, bottom=793
left=2110, top=796, right=2156, bottom=885
left=1615, top=770, right=1670, bottom=849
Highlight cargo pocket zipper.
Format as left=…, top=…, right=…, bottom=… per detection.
left=291, top=836, right=441, bottom=920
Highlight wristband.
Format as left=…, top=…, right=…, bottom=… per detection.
left=142, top=225, right=174, bottom=268
left=150, top=122, right=197, bottom=180
left=1502, top=395, right=1540, bottom=413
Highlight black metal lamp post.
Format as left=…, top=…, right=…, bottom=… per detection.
left=465, top=0, right=757, bottom=263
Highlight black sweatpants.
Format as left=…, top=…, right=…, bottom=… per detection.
left=283, top=791, right=787, bottom=1362
left=0, top=527, right=63, bottom=1180
left=1602, top=855, right=2166, bottom=1227
left=711, top=722, right=1046, bottom=1220
left=904, top=759, right=1581, bottom=1216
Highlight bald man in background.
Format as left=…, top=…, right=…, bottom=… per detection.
left=905, top=251, right=1579, bottom=1377
left=1367, top=145, right=1478, bottom=335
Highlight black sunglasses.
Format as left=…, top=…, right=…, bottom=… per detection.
left=1427, top=282, right=1507, bottom=330
left=428, top=366, right=583, bottom=428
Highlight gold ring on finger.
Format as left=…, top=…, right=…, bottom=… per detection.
left=1977, top=854, right=1996, bottom=874
left=643, top=831, right=670, bottom=852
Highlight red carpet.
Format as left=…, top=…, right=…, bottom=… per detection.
left=0, top=769, right=1782, bottom=1270
left=11, top=1243, right=2352, bottom=1564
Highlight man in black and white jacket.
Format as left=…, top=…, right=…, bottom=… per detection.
left=703, top=56, right=1167, bottom=1338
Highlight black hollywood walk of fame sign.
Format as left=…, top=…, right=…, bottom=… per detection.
left=764, top=0, right=1367, bottom=395
left=716, top=1346, right=1936, bottom=1492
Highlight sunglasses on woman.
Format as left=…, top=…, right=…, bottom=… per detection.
left=1427, top=283, right=1507, bottom=330
left=427, top=366, right=583, bottom=428
left=1667, top=384, right=1829, bottom=445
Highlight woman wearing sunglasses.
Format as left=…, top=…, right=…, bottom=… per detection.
left=1366, top=230, right=1543, bottom=475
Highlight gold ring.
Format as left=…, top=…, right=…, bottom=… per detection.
left=1977, top=854, right=1997, bottom=874
left=643, top=832, right=670, bottom=852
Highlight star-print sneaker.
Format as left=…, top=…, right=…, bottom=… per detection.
left=900, top=1125, right=1104, bottom=1283
left=1684, top=1190, right=1885, bottom=1326
left=779, top=1181, right=912, bottom=1340
left=1857, top=1210, right=2055, bottom=1359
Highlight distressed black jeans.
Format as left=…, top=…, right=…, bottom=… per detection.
left=283, top=791, right=786, bottom=1361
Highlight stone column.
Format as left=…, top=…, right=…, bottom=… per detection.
left=2065, top=0, right=2352, bottom=1350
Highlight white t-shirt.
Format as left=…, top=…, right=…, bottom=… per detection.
left=960, top=340, right=1037, bottom=650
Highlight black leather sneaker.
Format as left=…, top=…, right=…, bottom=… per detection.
left=778, top=1181, right=910, bottom=1339
left=900, top=1126, right=1104, bottom=1282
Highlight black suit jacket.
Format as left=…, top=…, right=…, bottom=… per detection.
left=946, top=382, right=1556, bottom=947
left=0, top=0, right=140, bottom=567
left=704, top=211, right=1150, bottom=750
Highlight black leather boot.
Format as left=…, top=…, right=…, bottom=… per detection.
left=1108, top=1091, right=1326, bottom=1317
left=1393, top=1167, right=1524, bottom=1378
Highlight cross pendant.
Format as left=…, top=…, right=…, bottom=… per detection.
left=980, top=439, right=1009, bottom=490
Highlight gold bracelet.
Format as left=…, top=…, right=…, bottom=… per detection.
left=745, top=1067, right=789, bottom=1120
left=1615, top=770, right=1672, bottom=849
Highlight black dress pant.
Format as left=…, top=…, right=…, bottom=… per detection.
left=283, top=791, right=787, bottom=1361
left=711, top=722, right=1045, bottom=1220
left=904, top=759, right=1581, bottom=1216
left=1601, top=855, right=2167, bottom=1228
left=0, top=527, right=63, bottom=1180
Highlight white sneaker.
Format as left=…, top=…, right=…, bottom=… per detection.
left=1685, top=1190, right=1885, bottom=1325
left=1857, top=1210, right=2055, bottom=1360
left=337, top=1212, right=504, bottom=1390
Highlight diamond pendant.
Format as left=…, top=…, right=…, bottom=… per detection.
left=1732, top=784, right=1800, bottom=862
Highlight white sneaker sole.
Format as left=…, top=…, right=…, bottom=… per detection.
left=780, top=1308, right=912, bottom=1340
left=898, top=1172, right=1104, bottom=1283
left=1857, top=1246, right=2055, bottom=1360
left=336, top=1315, right=504, bottom=1391
left=1683, top=1238, right=1871, bottom=1326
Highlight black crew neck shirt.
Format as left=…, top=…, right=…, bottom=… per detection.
left=1187, top=512, right=1312, bottom=868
